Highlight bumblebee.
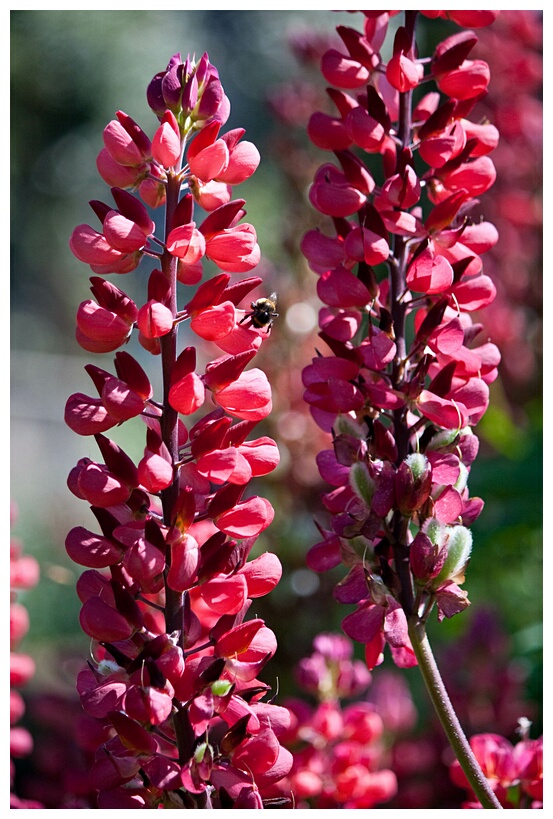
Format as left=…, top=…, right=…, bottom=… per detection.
left=241, top=292, right=278, bottom=332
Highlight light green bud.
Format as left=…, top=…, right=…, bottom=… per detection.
left=349, top=461, right=375, bottom=508
left=427, top=428, right=460, bottom=451
left=405, top=452, right=428, bottom=480
left=454, top=461, right=469, bottom=494
left=434, top=525, right=473, bottom=586
left=211, top=679, right=233, bottom=697
left=423, top=517, right=447, bottom=547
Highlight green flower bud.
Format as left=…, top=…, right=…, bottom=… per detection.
left=211, top=679, right=233, bottom=698
left=396, top=453, right=432, bottom=515
left=427, top=428, right=460, bottom=451
left=423, top=517, right=447, bottom=547
left=454, top=461, right=469, bottom=494
left=349, top=461, right=375, bottom=508
left=405, top=452, right=428, bottom=480
left=194, top=741, right=208, bottom=764
left=433, top=525, right=473, bottom=587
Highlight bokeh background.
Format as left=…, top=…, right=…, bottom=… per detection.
left=11, top=9, right=542, bottom=808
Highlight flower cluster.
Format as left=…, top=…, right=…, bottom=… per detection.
left=65, top=52, right=292, bottom=809
left=301, top=10, right=501, bottom=669
left=472, top=11, right=542, bottom=404
left=10, top=503, right=42, bottom=809
left=271, top=633, right=398, bottom=808
left=450, top=729, right=543, bottom=809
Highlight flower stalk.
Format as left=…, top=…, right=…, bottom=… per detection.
left=301, top=9, right=503, bottom=806
left=408, top=618, right=503, bottom=809
left=65, top=51, right=292, bottom=808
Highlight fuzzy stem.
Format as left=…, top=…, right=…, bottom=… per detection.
left=408, top=618, right=503, bottom=809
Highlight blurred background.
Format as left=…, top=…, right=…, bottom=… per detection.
left=11, top=10, right=542, bottom=808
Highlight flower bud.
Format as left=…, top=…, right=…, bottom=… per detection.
left=433, top=524, right=473, bottom=587
left=410, top=530, right=447, bottom=580
left=96, top=659, right=123, bottom=677
left=349, top=461, right=375, bottom=509
left=395, top=453, right=432, bottom=515
left=211, top=679, right=233, bottom=698
left=454, top=461, right=469, bottom=493
left=426, top=427, right=460, bottom=451
left=423, top=516, right=448, bottom=547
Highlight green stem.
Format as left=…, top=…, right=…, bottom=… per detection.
left=408, top=618, right=503, bottom=809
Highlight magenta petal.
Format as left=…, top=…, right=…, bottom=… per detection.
left=433, top=485, right=464, bottom=523
left=342, top=602, right=384, bottom=643
left=253, top=745, right=294, bottom=789
left=389, top=642, right=418, bottom=668
left=436, top=581, right=470, bottom=620
left=65, top=393, right=119, bottom=436
left=81, top=680, right=128, bottom=719
left=65, top=526, right=123, bottom=568
left=79, top=596, right=135, bottom=642
left=210, top=764, right=253, bottom=800
left=317, top=267, right=372, bottom=308
left=141, top=755, right=183, bottom=790
left=382, top=599, right=409, bottom=647
left=333, top=565, right=369, bottom=604
left=306, top=537, right=342, bottom=573
left=215, top=496, right=274, bottom=538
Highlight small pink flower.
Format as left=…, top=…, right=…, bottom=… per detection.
left=166, top=222, right=206, bottom=263
left=205, top=223, right=261, bottom=273
left=151, top=110, right=181, bottom=167
left=212, top=368, right=272, bottom=421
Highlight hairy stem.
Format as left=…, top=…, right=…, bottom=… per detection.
left=408, top=618, right=503, bottom=809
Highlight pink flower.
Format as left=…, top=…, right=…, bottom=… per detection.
left=166, top=222, right=206, bottom=263
left=211, top=368, right=272, bottom=421
left=205, top=223, right=261, bottom=273
left=151, top=109, right=181, bottom=167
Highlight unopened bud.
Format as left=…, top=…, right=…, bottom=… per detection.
left=395, top=453, right=432, bottom=515
left=423, top=517, right=447, bottom=547
left=349, top=461, right=375, bottom=509
left=211, top=679, right=233, bottom=698
left=410, top=530, right=447, bottom=580
left=427, top=428, right=460, bottom=451
left=454, top=461, right=469, bottom=493
left=433, top=524, right=472, bottom=587
left=349, top=536, right=378, bottom=567
left=194, top=741, right=209, bottom=764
